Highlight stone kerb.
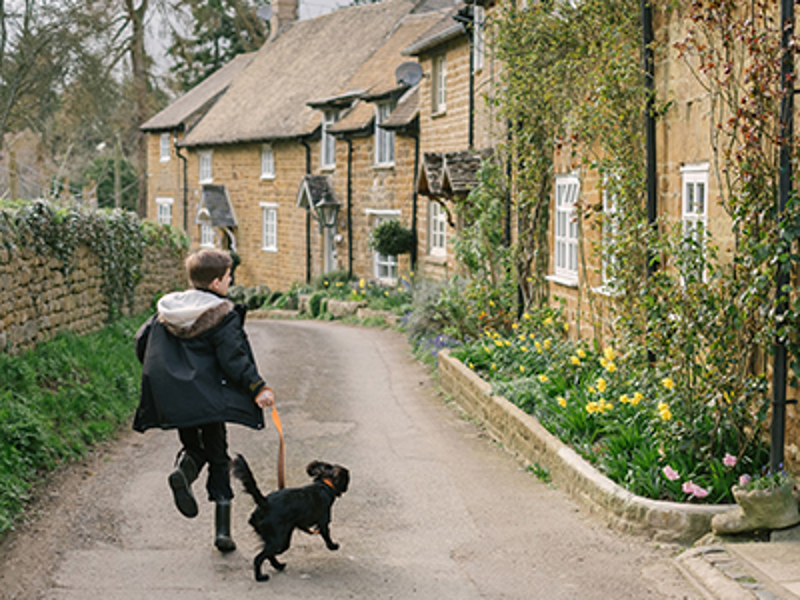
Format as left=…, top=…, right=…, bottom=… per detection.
left=437, top=349, right=735, bottom=544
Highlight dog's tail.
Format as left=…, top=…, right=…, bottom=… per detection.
left=231, top=454, right=267, bottom=506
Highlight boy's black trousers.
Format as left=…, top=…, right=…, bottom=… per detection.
left=178, top=422, right=233, bottom=502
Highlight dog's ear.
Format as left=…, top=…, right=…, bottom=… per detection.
left=333, top=466, right=350, bottom=494
left=306, top=461, right=330, bottom=478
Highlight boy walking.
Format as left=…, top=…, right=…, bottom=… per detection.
left=134, top=249, right=274, bottom=552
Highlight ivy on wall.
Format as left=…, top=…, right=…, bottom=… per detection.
left=0, top=200, right=188, bottom=319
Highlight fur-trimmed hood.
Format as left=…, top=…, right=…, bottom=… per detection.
left=157, top=290, right=233, bottom=339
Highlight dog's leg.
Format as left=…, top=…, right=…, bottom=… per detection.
left=318, top=523, right=339, bottom=551
left=267, top=556, right=286, bottom=571
left=254, top=551, right=271, bottom=582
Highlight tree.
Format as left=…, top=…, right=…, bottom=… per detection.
left=167, top=0, right=267, bottom=92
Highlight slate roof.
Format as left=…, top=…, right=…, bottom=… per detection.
left=418, top=149, right=494, bottom=197
left=181, top=0, right=421, bottom=147
left=197, top=185, right=237, bottom=227
left=140, top=53, right=256, bottom=132
left=296, top=174, right=337, bottom=210
left=403, top=8, right=466, bottom=57
left=380, top=86, right=419, bottom=131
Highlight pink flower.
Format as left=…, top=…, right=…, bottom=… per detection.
left=682, top=480, right=709, bottom=498
left=663, top=465, right=680, bottom=481
left=739, top=474, right=751, bottom=487
left=723, top=453, right=737, bottom=467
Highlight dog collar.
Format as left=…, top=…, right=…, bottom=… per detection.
left=321, top=477, right=336, bottom=490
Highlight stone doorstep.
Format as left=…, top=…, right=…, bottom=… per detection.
left=437, top=349, right=735, bottom=544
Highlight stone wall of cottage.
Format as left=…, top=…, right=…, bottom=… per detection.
left=0, top=243, right=186, bottom=355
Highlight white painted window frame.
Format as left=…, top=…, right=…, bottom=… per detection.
left=432, top=54, right=447, bottom=114
left=200, top=223, right=216, bottom=248
left=375, top=102, right=396, bottom=166
left=681, top=162, right=710, bottom=282
left=370, top=210, right=401, bottom=283
left=429, top=201, right=447, bottom=257
left=198, top=150, right=213, bottom=184
left=261, top=144, right=275, bottom=180
left=260, top=202, right=278, bottom=252
left=156, top=196, right=173, bottom=226
left=473, top=6, right=485, bottom=73
left=160, top=133, right=171, bottom=162
left=553, top=173, right=580, bottom=283
left=321, top=110, right=337, bottom=169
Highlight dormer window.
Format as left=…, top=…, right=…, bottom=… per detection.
left=375, top=101, right=396, bottom=166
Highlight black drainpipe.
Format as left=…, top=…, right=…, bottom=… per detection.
left=771, top=0, right=795, bottom=473
left=641, top=0, right=657, bottom=276
left=410, top=127, right=420, bottom=271
left=300, top=138, right=312, bottom=284
left=174, top=132, right=188, bottom=232
left=345, top=137, right=354, bottom=279
left=454, top=8, right=475, bottom=149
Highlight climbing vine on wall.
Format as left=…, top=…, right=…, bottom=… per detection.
left=0, top=200, right=188, bottom=320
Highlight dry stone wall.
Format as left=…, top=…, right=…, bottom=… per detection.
left=0, top=243, right=186, bottom=354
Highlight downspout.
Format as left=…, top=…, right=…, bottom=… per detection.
left=641, top=0, right=657, bottom=277
left=300, top=138, right=312, bottom=284
left=174, top=132, right=188, bottom=232
left=345, top=137, right=354, bottom=279
left=771, top=0, right=795, bottom=473
left=410, top=127, right=420, bottom=271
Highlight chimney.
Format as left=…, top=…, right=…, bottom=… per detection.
left=272, top=0, right=298, bottom=32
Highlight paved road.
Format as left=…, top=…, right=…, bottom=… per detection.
left=0, top=320, right=702, bottom=599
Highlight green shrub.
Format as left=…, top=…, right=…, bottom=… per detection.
left=370, top=220, right=415, bottom=256
left=308, top=292, right=327, bottom=318
left=0, top=314, right=147, bottom=537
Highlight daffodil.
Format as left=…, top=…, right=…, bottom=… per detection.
left=544, top=339, right=552, bottom=350
left=662, top=377, right=675, bottom=391
left=519, top=365, right=526, bottom=373
left=491, top=363, right=497, bottom=370
left=577, top=349, right=587, bottom=359
left=520, top=346, right=529, bottom=353
left=603, top=347, right=616, bottom=362
left=537, top=374, right=549, bottom=383
left=494, top=340, right=504, bottom=348
left=558, top=397, right=567, bottom=408
left=632, top=392, right=644, bottom=406
left=570, top=356, right=581, bottom=365
left=563, top=322, right=570, bottom=332
left=596, top=378, right=607, bottom=393
left=605, top=361, right=617, bottom=373
left=535, top=341, right=543, bottom=353
left=544, top=317, right=553, bottom=327
left=523, top=312, right=531, bottom=320
left=620, top=394, right=630, bottom=404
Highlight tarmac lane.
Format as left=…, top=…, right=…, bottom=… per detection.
left=0, top=320, right=704, bottom=599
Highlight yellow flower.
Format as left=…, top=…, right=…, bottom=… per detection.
left=494, top=340, right=504, bottom=348
left=563, top=322, right=570, bottom=332
left=570, top=356, right=581, bottom=365
left=657, top=402, right=672, bottom=421
left=483, top=345, right=491, bottom=354
left=519, top=365, right=526, bottom=373
left=586, top=401, right=599, bottom=414
left=323, top=280, right=329, bottom=287
left=588, top=386, right=597, bottom=394
left=491, top=363, right=497, bottom=370
left=468, top=362, right=474, bottom=369
left=526, top=276, right=533, bottom=283
left=544, top=339, right=552, bottom=350
left=518, top=334, right=527, bottom=342
left=661, top=377, right=675, bottom=391
left=384, top=291, right=389, bottom=297
left=632, top=392, right=644, bottom=406
left=577, top=349, right=587, bottom=359
left=535, top=341, right=543, bottom=353
left=544, top=317, right=553, bottom=327
left=523, top=312, right=531, bottom=320
left=620, top=394, right=630, bottom=404
left=605, top=361, right=617, bottom=373
left=504, top=340, right=511, bottom=347
left=599, top=357, right=608, bottom=369
left=336, top=281, right=343, bottom=287
left=603, top=347, right=616, bottom=362
left=558, top=397, right=567, bottom=408
left=537, top=374, right=549, bottom=383
left=596, top=378, right=607, bottom=393
left=520, top=346, right=529, bottom=353
left=600, top=399, right=614, bottom=413
left=512, top=323, right=518, bottom=330
left=489, top=300, right=495, bottom=307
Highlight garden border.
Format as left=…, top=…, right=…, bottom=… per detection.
left=438, top=349, right=735, bottom=544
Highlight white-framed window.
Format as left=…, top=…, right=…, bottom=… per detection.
left=156, top=197, right=173, bottom=226
left=554, top=174, right=579, bottom=282
left=199, top=150, right=213, bottom=184
left=432, top=54, right=447, bottom=114
left=375, top=101, right=396, bottom=166
left=600, top=175, right=620, bottom=290
left=371, top=213, right=400, bottom=282
left=681, top=163, right=709, bottom=282
left=261, top=144, right=275, bottom=179
left=160, top=133, right=171, bottom=162
left=260, top=202, right=278, bottom=252
left=429, top=200, right=447, bottom=256
left=200, top=223, right=216, bottom=247
left=321, top=110, right=338, bottom=169
left=473, top=6, right=485, bottom=73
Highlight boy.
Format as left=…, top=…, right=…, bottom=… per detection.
left=134, top=248, right=275, bottom=552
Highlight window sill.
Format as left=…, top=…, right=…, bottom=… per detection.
left=431, top=109, right=447, bottom=119
left=319, top=166, right=335, bottom=173
left=199, top=179, right=213, bottom=185
left=591, top=284, right=621, bottom=298
left=545, top=274, right=578, bottom=289
left=260, top=174, right=275, bottom=181
left=425, top=253, right=447, bottom=266
left=373, top=163, right=395, bottom=171
left=261, top=247, right=278, bottom=253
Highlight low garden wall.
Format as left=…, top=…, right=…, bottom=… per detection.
left=438, top=349, right=735, bottom=544
left=0, top=243, right=185, bottom=354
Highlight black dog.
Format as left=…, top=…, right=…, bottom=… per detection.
left=231, top=454, right=350, bottom=582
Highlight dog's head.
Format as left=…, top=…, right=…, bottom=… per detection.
left=306, top=460, right=350, bottom=496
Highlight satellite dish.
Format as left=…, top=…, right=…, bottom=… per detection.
left=395, top=62, right=423, bottom=87
left=257, top=5, right=273, bottom=22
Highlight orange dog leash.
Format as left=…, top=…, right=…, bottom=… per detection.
left=271, top=405, right=286, bottom=490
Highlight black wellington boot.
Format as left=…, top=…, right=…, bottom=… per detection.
left=168, top=453, right=199, bottom=518
left=214, top=500, right=236, bottom=552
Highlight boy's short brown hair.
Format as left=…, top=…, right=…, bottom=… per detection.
left=186, top=249, right=233, bottom=289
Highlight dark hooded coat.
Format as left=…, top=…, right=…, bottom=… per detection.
left=133, top=289, right=266, bottom=433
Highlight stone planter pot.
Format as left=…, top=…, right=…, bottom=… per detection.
left=711, top=482, right=800, bottom=535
